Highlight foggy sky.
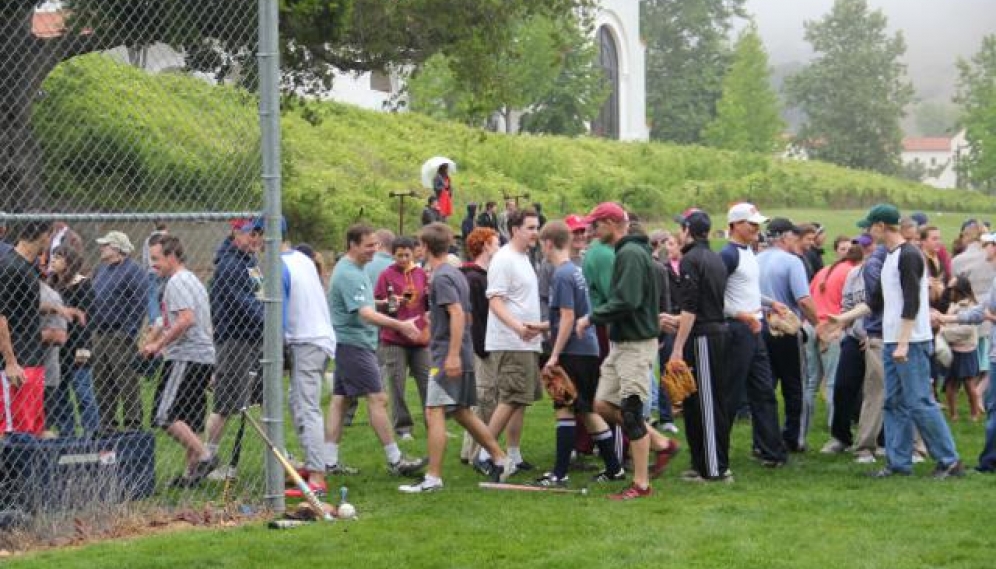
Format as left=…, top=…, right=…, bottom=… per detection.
left=744, top=0, right=996, bottom=101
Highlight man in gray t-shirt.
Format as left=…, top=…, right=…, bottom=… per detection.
left=399, top=223, right=514, bottom=493
left=141, top=235, right=217, bottom=487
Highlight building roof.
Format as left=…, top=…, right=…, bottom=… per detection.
left=902, top=137, right=951, bottom=153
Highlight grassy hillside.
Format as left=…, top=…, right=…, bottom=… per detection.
left=36, top=56, right=996, bottom=247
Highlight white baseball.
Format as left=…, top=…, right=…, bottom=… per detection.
left=337, top=503, right=356, bottom=519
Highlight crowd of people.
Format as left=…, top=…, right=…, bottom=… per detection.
left=2, top=198, right=995, bottom=502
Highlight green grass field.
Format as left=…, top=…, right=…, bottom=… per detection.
left=7, top=380, right=995, bottom=569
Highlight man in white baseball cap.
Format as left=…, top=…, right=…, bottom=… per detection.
left=727, top=202, right=769, bottom=226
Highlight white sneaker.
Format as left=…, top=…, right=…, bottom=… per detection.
left=207, top=465, right=237, bottom=481
left=912, top=452, right=926, bottom=464
left=854, top=450, right=877, bottom=464
left=820, top=438, right=849, bottom=454
left=661, top=422, right=680, bottom=434
left=399, top=432, right=415, bottom=442
left=399, top=476, right=443, bottom=494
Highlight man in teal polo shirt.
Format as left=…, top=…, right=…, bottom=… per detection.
left=325, top=223, right=426, bottom=477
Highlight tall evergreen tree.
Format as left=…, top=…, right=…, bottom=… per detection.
left=954, top=34, right=996, bottom=192
left=642, top=0, right=746, bottom=144
left=702, top=25, right=784, bottom=153
left=784, top=0, right=913, bottom=175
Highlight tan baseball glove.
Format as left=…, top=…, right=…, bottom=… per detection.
left=663, top=360, right=697, bottom=403
left=542, top=364, right=578, bottom=406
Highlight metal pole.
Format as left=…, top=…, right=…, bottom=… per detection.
left=258, top=0, right=285, bottom=513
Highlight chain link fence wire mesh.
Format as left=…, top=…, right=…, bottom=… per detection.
left=0, top=0, right=281, bottom=547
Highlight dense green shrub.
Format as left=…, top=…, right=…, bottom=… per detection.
left=35, top=56, right=995, bottom=247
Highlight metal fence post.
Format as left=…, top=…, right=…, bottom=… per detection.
left=258, top=0, right=285, bottom=513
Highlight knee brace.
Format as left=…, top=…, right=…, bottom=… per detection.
left=621, top=395, right=648, bottom=440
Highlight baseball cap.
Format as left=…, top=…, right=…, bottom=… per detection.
left=679, top=210, right=712, bottom=235
left=565, top=214, right=587, bottom=232
left=766, top=217, right=801, bottom=237
left=727, top=202, right=768, bottom=225
left=247, top=215, right=287, bottom=235
left=582, top=202, right=628, bottom=225
left=981, top=233, right=996, bottom=244
left=911, top=211, right=928, bottom=226
left=856, top=204, right=901, bottom=229
left=852, top=234, right=873, bottom=247
left=673, top=207, right=701, bottom=224
left=95, top=230, right=134, bottom=254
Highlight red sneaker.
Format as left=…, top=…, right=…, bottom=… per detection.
left=650, top=439, right=681, bottom=479
left=285, top=481, right=327, bottom=498
left=608, top=483, right=653, bottom=501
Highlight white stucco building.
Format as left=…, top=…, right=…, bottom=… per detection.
left=325, top=0, right=649, bottom=141
left=900, top=129, right=969, bottom=189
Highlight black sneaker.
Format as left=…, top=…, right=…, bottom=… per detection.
left=932, top=460, right=966, bottom=480
left=388, top=456, right=427, bottom=477
left=489, top=456, right=517, bottom=483
left=592, top=468, right=626, bottom=483
left=515, top=460, right=535, bottom=472
left=473, top=458, right=494, bottom=477
left=188, top=456, right=220, bottom=483
left=533, top=472, right=569, bottom=488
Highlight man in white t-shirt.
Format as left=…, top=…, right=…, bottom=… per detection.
left=281, top=234, right=338, bottom=494
left=481, top=207, right=542, bottom=473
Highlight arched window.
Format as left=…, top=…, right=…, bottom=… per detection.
left=592, top=25, right=619, bottom=139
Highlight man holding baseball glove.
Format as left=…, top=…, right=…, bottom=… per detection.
left=529, top=221, right=623, bottom=487
left=669, top=210, right=732, bottom=483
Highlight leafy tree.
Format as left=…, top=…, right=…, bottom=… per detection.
left=701, top=25, right=784, bottom=153
left=642, top=0, right=746, bottom=144
left=1, top=0, right=584, bottom=212
left=954, top=34, right=996, bottom=191
left=406, top=10, right=607, bottom=136
left=784, top=0, right=914, bottom=175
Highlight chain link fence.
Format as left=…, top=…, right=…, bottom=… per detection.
left=0, top=0, right=284, bottom=547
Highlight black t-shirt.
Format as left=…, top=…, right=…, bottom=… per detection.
left=0, top=252, right=44, bottom=368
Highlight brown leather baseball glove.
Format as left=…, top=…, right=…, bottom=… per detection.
left=663, top=360, right=697, bottom=403
left=542, top=364, right=578, bottom=406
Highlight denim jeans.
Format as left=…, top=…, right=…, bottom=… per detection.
left=978, top=359, right=996, bottom=470
left=804, top=323, right=841, bottom=434
left=51, top=366, right=101, bottom=437
left=883, top=341, right=959, bottom=472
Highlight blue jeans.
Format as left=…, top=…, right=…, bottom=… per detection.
left=979, top=359, right=996, bottom=470
left=883, top=341, right=959, bottom=472
left=51, top=366, right=101, bottom=437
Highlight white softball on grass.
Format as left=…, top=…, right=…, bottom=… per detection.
left=337, top=503, right=357, bottom=519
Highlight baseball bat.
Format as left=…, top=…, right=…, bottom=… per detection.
left=478, top=482, right=589, bottom=495
left=221, top=410, right=247, bottom=509
left=243, top=410, right=333, bottom=521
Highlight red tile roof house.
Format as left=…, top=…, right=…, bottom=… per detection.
left=901, top=130, right=969, bottom=189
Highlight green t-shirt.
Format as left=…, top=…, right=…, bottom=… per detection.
left=329, top=257, right=378, bottom=351
left=583, top=239, right=615, bottom=310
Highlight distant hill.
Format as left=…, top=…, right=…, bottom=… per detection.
left=37, top=56, right=996, bottom=247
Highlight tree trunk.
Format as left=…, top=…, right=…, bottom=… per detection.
left=0, top=3, right=103, bottom=213
left=0, top=3, right=51, bottom=212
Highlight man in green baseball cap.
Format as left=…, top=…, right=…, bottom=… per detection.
left=856, top=204, right=901, bottom=229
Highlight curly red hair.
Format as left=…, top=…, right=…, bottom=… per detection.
left=465, top=227, right=498, bottom=259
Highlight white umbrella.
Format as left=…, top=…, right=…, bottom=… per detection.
left=421, top=156, right=456, bottom=190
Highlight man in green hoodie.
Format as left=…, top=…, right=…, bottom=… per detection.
left=576, top=202, right=680, bottom=500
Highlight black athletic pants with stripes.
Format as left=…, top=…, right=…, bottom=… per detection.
left=682, top=329, right=731, bottom=479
